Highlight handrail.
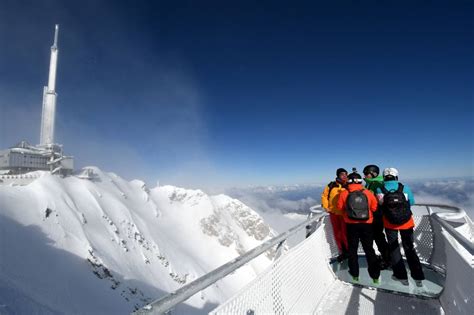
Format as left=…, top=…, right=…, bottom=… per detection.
left=431, top=212, right=474, bottom=255
left=415, top=203, right=468, bottom=220
left=415, top=204, right=473, bottom=255
left=133, top=210, right=325, bottom=314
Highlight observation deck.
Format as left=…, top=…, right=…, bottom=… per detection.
left=135, top=204, right=474, bottom=314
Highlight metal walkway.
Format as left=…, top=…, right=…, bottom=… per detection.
left=314, top=280, right=443, bottom=314
left=134, top=204, right=474, bottom=314
left=331, top=258, right=444, bottom=298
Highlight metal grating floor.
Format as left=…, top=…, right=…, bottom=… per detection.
left=312, top=256, right=446, bottom=314
left=330, top=256, right=445, bottom=298
left=313, top=280, right=444, bottom=315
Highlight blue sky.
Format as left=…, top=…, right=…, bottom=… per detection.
left=0, top=1, right=472, bottom=189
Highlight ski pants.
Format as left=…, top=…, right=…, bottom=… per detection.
left=346, top=223, right=380, bottom=279
left=329, top=213, right=348, bottom=253
left=386, top=228, right=425, bottom=280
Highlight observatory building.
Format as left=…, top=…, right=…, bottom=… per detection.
left=0, top=25, right=74, bottom=175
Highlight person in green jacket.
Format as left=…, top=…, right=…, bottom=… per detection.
left=363, top=165, right=390, bottom=269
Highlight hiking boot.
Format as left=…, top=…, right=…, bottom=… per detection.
left=372, top=278, right=380, bottom=285
left=391, top=275, right=409, bottom=286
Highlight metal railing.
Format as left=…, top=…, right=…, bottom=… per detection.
left=417, top=204, right=474, bottom=255
left=133, top=203, right=472, bottom=314
left=133, top=208, right=325, bottom=314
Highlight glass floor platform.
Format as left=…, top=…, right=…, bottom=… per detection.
left=331, top=256, right=445, bottom=298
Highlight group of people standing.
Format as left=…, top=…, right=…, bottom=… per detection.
left=321, top=165, right=425, bottom=286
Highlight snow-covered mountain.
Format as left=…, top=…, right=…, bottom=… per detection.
left=0, top=167, right=278, bottom=314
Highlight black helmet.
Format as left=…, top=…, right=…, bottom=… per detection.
left=363, top=165, right=380, bottom=178
left=347, top=171, right=363, bottom=184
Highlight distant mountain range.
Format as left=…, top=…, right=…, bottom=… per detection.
left=226, top=178, right=474, bottom=219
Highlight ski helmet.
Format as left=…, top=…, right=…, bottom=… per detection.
left=363, top=165, right=380, bottom=178
left=383, top=167, right=399, bottom=180
left=347, top=172, right=363, bottom=184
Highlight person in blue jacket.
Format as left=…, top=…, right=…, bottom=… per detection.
left=376, top=168, right=425, bottom=286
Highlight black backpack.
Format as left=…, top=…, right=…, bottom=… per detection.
left=326, top=181, right=339, bottom=202
left=380, top=183, right=412, bottom=225
left=346, top=190, right=369, bottom=220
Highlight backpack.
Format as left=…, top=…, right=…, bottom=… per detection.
left=345, top=190, right=369, bottom=220
left=380, top=183, right=412, bottom=225
left=326, top=181, right=339, bottom=202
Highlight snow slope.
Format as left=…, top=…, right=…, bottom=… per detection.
left=0, top=167, right=278, bottom=314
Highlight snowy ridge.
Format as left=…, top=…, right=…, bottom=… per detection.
left=0, top=167, right=278, bottom=314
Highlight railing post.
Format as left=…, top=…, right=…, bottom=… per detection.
left=274, top=240, right=286, bottom=261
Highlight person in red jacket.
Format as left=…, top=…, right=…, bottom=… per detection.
left=337, top=170, right=380, bottom=284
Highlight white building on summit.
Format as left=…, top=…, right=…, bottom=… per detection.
left=0, top=25, right=74, bottom=175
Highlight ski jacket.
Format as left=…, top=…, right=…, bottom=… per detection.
left=337, top=184, right=378, bottom=224
left=364, top=175, right=384, bottom=193
left=365, top=175, right=384, bottom=219
left=376, top=180, right=415, bottom=230
left=321, top=180, right=346, bottom=215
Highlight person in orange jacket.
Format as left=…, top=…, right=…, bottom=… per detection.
left=337, top=170, right=380, bottom=283
left=321, top=168, right=349, bottom=262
